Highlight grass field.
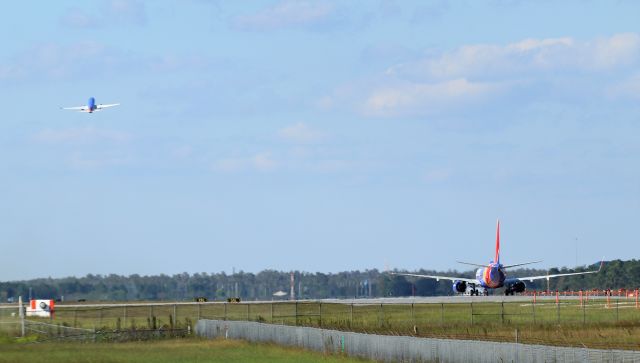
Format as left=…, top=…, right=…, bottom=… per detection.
left=0, top=338, right=371, bottom=363
left=3, top=298, right=640, bottom=350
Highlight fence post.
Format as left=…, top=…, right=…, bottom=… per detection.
left=582, top=296, right=586, bottom=325
left=270, top=303, right=273, bottom=323
left=318, top=302, right=322, bottom=328
left=74, top=308, right=78, bottom=328
left=224, top=303, right=227, bottom=321
left=411, top=303, right=415, bottom=327
left=501, top=301, right=504, bottom=324
left=123, top=305, right=127, bottom=329
left=379, top=303, right=383, bottom=328
left=532, top=300, right=536, bottom=324
left=616, top=297, right=619, bottom=322
left=556, top=296, right=560, bottom=324
left=18, top=296, right=24, bottom=337
left=441, top=303, right=444, bottom=325
left=247, top=303, right=250, bottom=321
left=173, top=304, right=177, bottom=327
left=99, top=308, right=103, bottom=327
left=470, top=302, right=474, bottom=325
left=350, top=303, right=353, bottom=328
left=197, top=303, right=201, bottom=320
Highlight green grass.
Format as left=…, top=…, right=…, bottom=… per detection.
left=5, top=298, right=640, bottom=349
left=0, top=338, right=371, bottom=363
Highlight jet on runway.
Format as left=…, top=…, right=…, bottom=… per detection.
left=62, top=97, right=119, bottom=113
left=392, top=220, right=602, bottom=295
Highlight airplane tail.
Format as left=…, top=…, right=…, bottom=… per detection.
left=495, top=219, right=500, bottom=264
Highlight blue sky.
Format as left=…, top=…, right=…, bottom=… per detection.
left=1, top=1, right=639, bottom=281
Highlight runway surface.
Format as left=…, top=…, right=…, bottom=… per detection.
left=0, top=295, right=610, bottom=309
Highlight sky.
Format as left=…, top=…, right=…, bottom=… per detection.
left=1, top=0, right=639, bottom=281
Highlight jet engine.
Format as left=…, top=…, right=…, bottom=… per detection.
left=452, top=280, right=467, bottom=293
left=505, top=280, right=526, bottom=295
left=512, top=281, right=526, bottom=293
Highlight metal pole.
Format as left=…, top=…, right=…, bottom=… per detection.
left=270, top=303, right=273, bottom=323
left=247, top=303, right=250, bottom=321
left=224, top=303, right=227, bottom=321
left=501, top=301, right=504, bottom=324
left=616, top=297, right=619, bottom=322
left=295, top=301, right=298, bottom=326
left=441, top=303, right=444, bottom=325
left=582, top=297, right=586, bottom=325
left=123, top=306, right=127, bottom=328
left=173, top=304, right=177, bottom=327
left=319, top=302, right=322, bottom=328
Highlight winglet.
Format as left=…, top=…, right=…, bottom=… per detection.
left=495, top=219, right=500, bottom=264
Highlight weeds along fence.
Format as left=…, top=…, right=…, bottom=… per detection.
left=0, top=317, right=189, bottom=342
left=1, top=297, right=640, bottom=331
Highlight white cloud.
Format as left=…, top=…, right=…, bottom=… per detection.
left=323, top=33, right=640, bottom=118
left=213, top=152, right=277, bottom=173
left=362, top=78, right=502, bottom=117
left=232, top=1, right=334, bottom=31
left=0, top=42, right=141, bottom=82
left=278, top=122, right=325, bottom=143
left=0, top=41, right=208, bottom=83
left=389, top=33, right=640, bottom=81
left=60, top=0, right=146, bottom=28
left=33, top=127, right=132, bottom=145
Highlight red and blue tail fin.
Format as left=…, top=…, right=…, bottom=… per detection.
left=494, top=219, right=500, bottom=264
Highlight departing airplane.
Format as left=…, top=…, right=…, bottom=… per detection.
left=61, top=97, right=119, bottom=113
left=392, top=220, right=602, bottom=296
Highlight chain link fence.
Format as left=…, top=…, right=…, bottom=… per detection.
left=196, top=319, right=640, bottom=363
left=2, top=297, right=640, bottom=348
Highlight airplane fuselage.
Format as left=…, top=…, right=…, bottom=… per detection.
left=87, top=97, right=97, bottom=113
left=475, top=263, right=506, bottom=289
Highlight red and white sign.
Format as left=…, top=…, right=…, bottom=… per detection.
left=26, top=299, right=55, bottom=317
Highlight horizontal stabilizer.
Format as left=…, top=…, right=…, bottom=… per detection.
left=502, top=260, right=542, bottom=269
left=456, top=261, right=487, bottom=268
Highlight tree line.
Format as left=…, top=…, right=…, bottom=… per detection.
left=0, top=260, right=635, bottom=302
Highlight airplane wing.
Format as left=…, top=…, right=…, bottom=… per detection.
left=390, top=272, right=478, bottom=284
left=61, top=106, right=89, bottom=112
left=96, top=103, right=120, bottom=109
left=507, top=261, right=603, bottom=283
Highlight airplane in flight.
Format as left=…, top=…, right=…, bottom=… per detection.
left=392, top=220, right=602, bottom=296
left=61, top=97, right=119, bottom=113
